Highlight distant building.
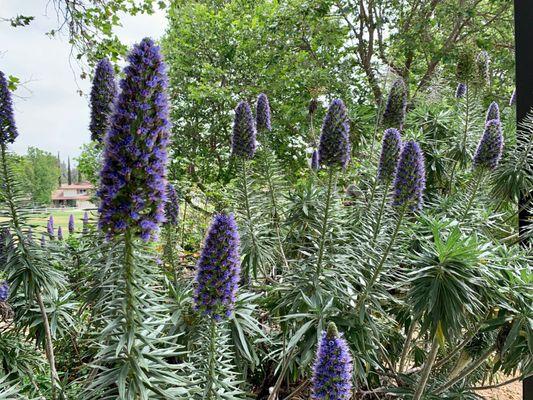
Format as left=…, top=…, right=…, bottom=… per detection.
left=51, top=183, right=95, bottom=208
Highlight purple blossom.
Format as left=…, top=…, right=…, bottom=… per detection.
left=377, top=128, right=402, bottom=183
left=89, top=58, right=117, bottom=142
left=82, top=212, right=89, bottom=234
left=57, top=226, right=63, bottom=241
left=473, top=119, right=503, bottom=171
left=255, top=93, right=271, bottom=132
left=98, top=38, right=170, bottom=242
left=509, top=89, right=516, bottom=107
left=0, top=281, right=9, bottom=302
left=164, top=183, right=179, bottom=226
left=382, top=78, right=407, bottom=130
left=68, top=214, right=75, bottom=234
left=0, top=71, right=18, bottom=144
left=455, top=83, right=467, bottom=99
left=194, top=213, right=241, bottom=321
left=392, top=140, right=426, bottom=211
left=310, top=149, right=319, bottom=171
left=40, top=234, right=46, bottom=247
left=485, top=102, right=500, bottom=123
left=318, top=99, right=351, bottom=169
left=312, top=322, right=353, bottom=400
left=47, top=215, right=54, bottom=239
left=231, top=101, right=256, bottom=159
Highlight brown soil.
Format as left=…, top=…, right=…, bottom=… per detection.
left=476, top=379, right=522, bottom=400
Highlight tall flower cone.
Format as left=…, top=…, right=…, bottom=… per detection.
left=318, top=98, right=351, bottom=169
left=392, top=140, right=426, bottom=212
left=89, top=58, right=117, bottom=142
left=231, top=101, right=257, bottom=159
left=0, top=71, right=18, bottom=144
left=382, top=78, right=407, bottom=130
left=255, top=93, right=272, bottom=132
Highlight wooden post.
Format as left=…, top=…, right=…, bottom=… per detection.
left=514, top=2, right=533, bottom=399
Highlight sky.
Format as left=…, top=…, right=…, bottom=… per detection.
left=0, top=0, right=168, bottom=160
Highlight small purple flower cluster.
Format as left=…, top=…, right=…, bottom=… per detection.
left=377, top=128, right=402, bottom=183
left=89, top=58, right=117, bottom=143
left=392, top=141, right=426, bottom=211
left=382, top=78, right=407, bottom=130
left=473, top=119, right=503, bottom=171
left=98, top=38, right=170, bottom=242
left=0, top=71, right=18, bottom=144
left=57, top=226, right=64, bottom=241
left=41, top=234, right=46, bottom=247
left=194, top=213, right=241, bottom=321
left=312, top=322, right=353, bottom=400
left=231, top=101, right=257, bottom=159
left=47, top=216, right=55, bottom=239
left=310, top=149, right=319, bottom=171
left=0, top=281, right=8, bottom=302
left=455, top=83, right=467, bottom=99
left=255, top=93, right=271, bottom=132
left=318, top=99, right=351, bottom=169
left=164, top=183, right=180, bottom=226
left=485, top=102, right=500, bottom=123
left=68, top=214, right=75, bottom=234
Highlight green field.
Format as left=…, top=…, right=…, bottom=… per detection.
left=27, top=209, right=96, bottom=234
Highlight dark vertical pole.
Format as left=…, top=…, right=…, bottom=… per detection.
left=514, top=2, right=533, bottom=400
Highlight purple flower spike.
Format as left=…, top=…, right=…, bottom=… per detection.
left=41, top=234, right=46, bottom=247
left=0, top=71, right=18, bottom=144
left=0, top=281, right=9, bottom=302
left=382, top=78, right=407, bottom=130
left=164, top=183, right=179, bottom=226
left=392, top=140, right=426, bottom=211
left=310, top=149, right=320, bottom=171
left=455, top=83, right=467, bottom=99
left=89, top=58, right=117, bottom=142
left=82, top=212, right=89, bottom=234
left=473, top=119, right=504, bottom=171
left=318, top=99, right=351, bottom=169
left=509, top=89, right=516, bottom=107
left=231, top=101, right=257, bottom=159
left=256, top=93, right=271, bottom=132
left=377, top=128, right=402, bottom=183
left=312, top=322, right=353, bottom=400
left=47, top=216, right=54, bottom=239
left=57, top=226, right=63, bottom=241
left=68, top=214, right=75, bottom=234
left=98, top=38, right=170, bottom=242
left=485, top=102, right=500, bottom=123
left=476, top=51, right=490, bottom=86
left=194, top=213, right=241, bottom=321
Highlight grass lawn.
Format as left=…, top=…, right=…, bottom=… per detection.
left=27, top=209, right=96, bottom=234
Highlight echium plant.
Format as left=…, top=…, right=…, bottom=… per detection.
left=162, top=182, right=180, bottom=285
left=455, top=83, right=467, bottom=99
left=0, top=70, right=62, bottom=396
left=372, top=128, right=402, bottom=241
left=87, top=38, right=189, bottom=399
left=312, top=322, right=353, bottom=400
left=382, top=78, right=407, bottom=130
left=357, top=140, right=426, bottom=311
left=485, top=101, right=500, bottom=123
left=255, top=93, right=271, bottom=132
left=68, top=214, right=75, bottom=234
left=311, top=98, right=351, bottom=291
left=89, top=58, right=117, bottom=143
left=47, top=215, right=54, bottom=239
left=193, top=213, right=244, bottom=398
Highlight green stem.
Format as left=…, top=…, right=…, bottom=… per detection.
left=460, top=171, right=483, bottom=222
left=180, top=200, right=188, bottom=248
left=356, top=204, right=406, bottom=312
left=264, top=159, right=289, bottom=276
left=1, top=143, right=60, bottom=398
left=241, top=159, right=261, bottom=280
left=315, top=169, right=335, bottom=283
left=371, top=180, right=391, bottom=244
left=412, top=335, right=439, bottom=400
left=123, top=227, right=136, bottom=356
left=205, top=319, right=218, bottom=399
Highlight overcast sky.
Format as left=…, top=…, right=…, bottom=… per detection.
left=1, top=1, right=168, bottom=160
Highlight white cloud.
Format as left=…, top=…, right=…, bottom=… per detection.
left=0, top=0, right=168, bottom=160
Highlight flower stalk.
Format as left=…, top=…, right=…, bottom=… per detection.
left=412, top=335, right=439, bottom=400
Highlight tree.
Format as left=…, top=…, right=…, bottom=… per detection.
left=11, top=148, right=60, bottom=205
left=76, top=142, right=101, bottom=186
